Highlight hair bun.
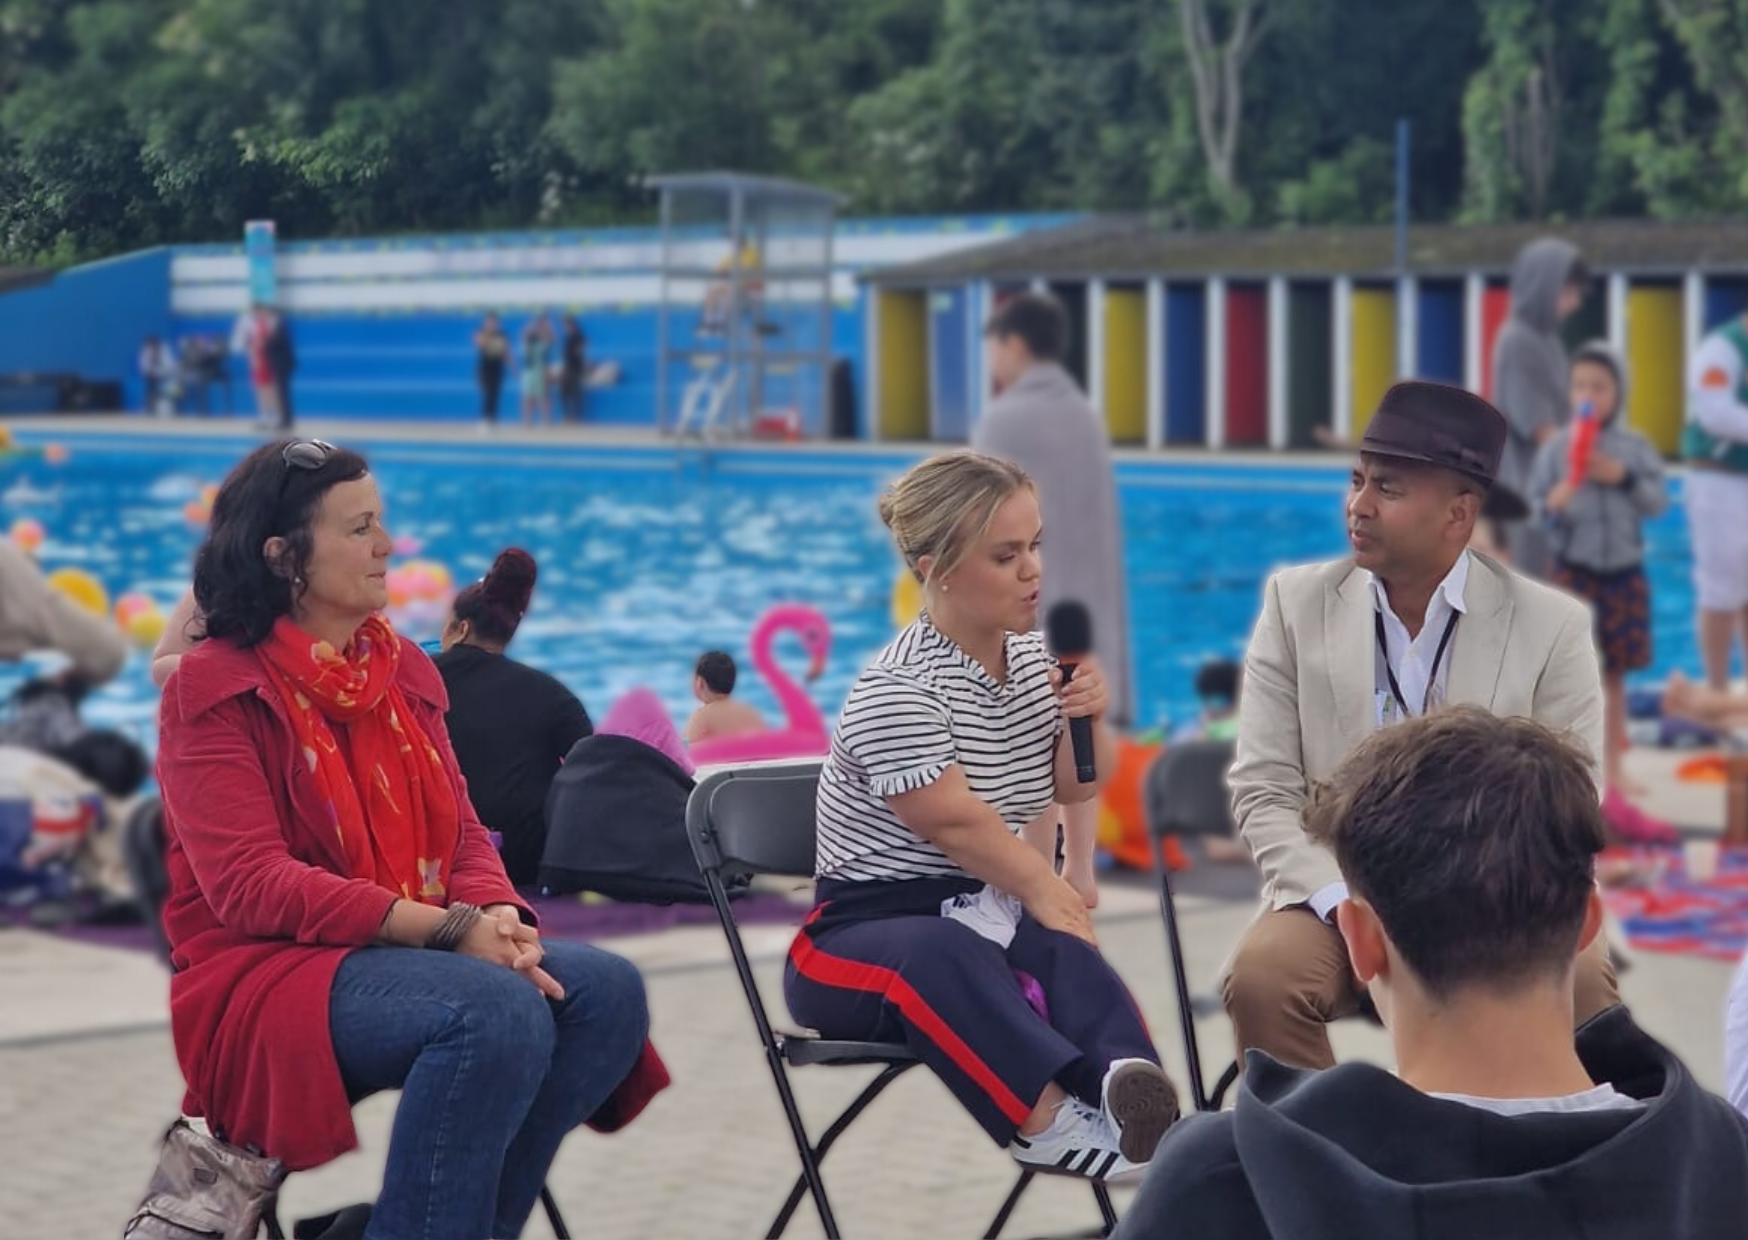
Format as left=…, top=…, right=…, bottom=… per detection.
left=481, top=548, right=537, bottom=615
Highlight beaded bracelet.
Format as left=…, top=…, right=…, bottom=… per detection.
left=426, top=902, right=483, bottom=952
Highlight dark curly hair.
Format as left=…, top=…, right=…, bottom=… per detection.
left=192, top=439, right=371, bottom=647
left=450, top=548, right=537, bottom=647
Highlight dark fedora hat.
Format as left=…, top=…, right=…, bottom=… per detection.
left=1358, top=381, right=1508, bottom=487
left=1482, top=481, right=1529, bottom=522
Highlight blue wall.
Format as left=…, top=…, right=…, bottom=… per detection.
left=1165, top=284, right=1207, bottom=444
left=1416, top=280, right=1465, bottom=385
left=1705, top=278, right=1748, bottom=332
left=171, top=304, right=867, bottom=429
left=0, top=249, right=172, bottom=410
left=928, top=286, right=972, bottom=440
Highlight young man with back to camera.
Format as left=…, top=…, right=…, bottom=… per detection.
left=1118, top=707, right=1748, bottom=1239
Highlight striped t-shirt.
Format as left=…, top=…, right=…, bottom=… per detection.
left=816, top=614, right=1063, bottom=881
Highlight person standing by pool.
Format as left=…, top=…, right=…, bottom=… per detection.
left=787, top=451, right=1178, bottom=1182
left=436, top=548, right=593, bottom=887
left=972, top=291, right=1130, bottom=911
left=1225, top=380, right=1617, bottom=1072
left=1491, top=238, right=1589, bottom=577
left=521, top=314, right=554, bottom=427
left=475, top=313, right=511, bottom=430
left=235, top=304, right=282, bottom=429
left=265, top=309, right=296, bottom=431
left=559, top=315, right=588, bottom=424
left=1681, top=308, right=1748, bottom=689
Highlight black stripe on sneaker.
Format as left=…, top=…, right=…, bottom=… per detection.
left=1055, top=1151, right=1078, bottom=1171
left=1091, top=1151, right=1119, bottom=1180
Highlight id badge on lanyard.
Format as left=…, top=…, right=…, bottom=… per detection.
left=1375, top=610, right=1459, bottom=727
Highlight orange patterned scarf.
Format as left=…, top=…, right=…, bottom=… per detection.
left=258, top=614, right=460, bottom=903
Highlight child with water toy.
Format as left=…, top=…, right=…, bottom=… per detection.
left=1529, top=341, right=1671, bottom=842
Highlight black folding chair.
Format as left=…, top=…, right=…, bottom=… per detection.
left=130, top=797, right=574, bottom=1239
left=1142, top=740, right=1244, bottom=1114
left=686, top=761, right=1118, bottom=1240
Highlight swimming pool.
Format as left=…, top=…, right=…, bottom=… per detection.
left=0, top=433, right=1704, bottom=756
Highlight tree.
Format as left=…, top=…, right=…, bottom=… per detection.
left=1460, top=0, right=1574, bottom=221
left=1176, top=0, right=1270, bottom=217
left=1657, top=0, right=1748, bottom=209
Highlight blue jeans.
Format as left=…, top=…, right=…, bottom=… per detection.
left=329, top=940, right=649, bottom=1240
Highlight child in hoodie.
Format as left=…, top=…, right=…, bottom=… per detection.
left=1529, top=341, right=1670, bottom=839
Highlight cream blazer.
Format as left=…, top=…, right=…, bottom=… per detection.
left=1231, top=551, right=1604, bottom=910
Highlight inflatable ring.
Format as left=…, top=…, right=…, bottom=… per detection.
left=124, top=605, right=168, bottom=650
left=1677, top=755, right=1729, bottom=784
left=47, top=568, right=108, bottom=617
left=9, top=517, right=44, bottom=555
left=892, top=569, right=922, bottom=628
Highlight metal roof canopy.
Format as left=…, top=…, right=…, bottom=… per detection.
left=646, top=171, right=847, bottom=210
left=861, top=214, right=1748, bottom=285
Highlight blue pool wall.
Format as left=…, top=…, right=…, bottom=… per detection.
left=0, top=215, right=1076, bottom=432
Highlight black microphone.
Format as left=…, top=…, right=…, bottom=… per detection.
left=1045, top=602, right=1097, bottom=784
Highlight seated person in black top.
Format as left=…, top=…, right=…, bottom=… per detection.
left=1117, top=707, right=1748, bottom=1240
left=436, top=549, right=591, bottom=885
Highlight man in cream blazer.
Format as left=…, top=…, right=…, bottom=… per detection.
left=1226, top=380, right=1619, bottom=1069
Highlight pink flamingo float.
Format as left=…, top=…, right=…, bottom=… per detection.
left=689, top=603, right=833, bottom=766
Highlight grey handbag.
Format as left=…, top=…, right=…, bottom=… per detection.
left=124, top=1119, right=288, bottom=1240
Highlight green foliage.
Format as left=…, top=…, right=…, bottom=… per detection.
left=0, top=0, right=1745, bottom=264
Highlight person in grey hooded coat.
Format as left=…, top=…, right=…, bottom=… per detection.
left=972, top=292, right=1131, bottom=909
left=1491, top=238, right=1589, bottom=576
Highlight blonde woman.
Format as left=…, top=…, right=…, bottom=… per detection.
left=784, top=451, right=1178, bottom=1182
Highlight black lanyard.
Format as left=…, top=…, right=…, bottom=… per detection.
left=1376, top=609, right=1460, bottom=718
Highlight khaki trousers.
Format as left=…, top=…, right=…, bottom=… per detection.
left=1221, top=905, right=1621, bottom=1070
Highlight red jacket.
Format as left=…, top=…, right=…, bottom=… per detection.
left=158, top=633, right=667, bottom=1171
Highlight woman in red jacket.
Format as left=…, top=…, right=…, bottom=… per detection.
left=157, top=439, right=658, bottom=1240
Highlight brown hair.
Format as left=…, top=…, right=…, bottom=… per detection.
left=877, top=451, right=1034, bottom=591
left=1305, top=706, right=1604, bottom=998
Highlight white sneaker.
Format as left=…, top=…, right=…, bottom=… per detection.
left=1101, top=1059, right=1180, bottom=1164
left=1009, top=1098, right=1145, bottom=1181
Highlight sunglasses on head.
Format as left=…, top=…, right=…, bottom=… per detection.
left=281, top=439, right=337, bottom=472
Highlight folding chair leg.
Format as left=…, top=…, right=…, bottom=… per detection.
left=1210, top=1061, right=1241, bottom=1111
left=982, top=1169, right=1035, bottom=1239
left=1154, top=833, right=1213, bottom=1112
left=262, top=1202, right=285, bottom=1239
left=767, top=1063, right=914, bottom=1238
left=1092, top=1182, right=1118, bottom=1234
left=979, top=1172, right=1116, bottom=1239
left=703, top=872, right=841, bottom=1239
left=540, top=1184, right=571, bottom=1239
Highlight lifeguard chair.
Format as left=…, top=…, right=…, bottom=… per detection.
left=651, top=172, right=844, bottom=440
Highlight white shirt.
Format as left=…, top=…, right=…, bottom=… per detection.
left=1431, top=1083, right=1643, bottom=1116
left=1690, top=331, right=1748, bottom=444
left=1309, top=553, right=1471, bottom=924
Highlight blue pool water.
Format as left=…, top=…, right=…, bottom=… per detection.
left=0, top=435, right=1705, bottom=757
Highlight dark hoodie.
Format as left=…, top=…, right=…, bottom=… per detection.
left=1493, top=238, right=1582, bottom=495
left=1114, top=1009, right=1748, bottom=1240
